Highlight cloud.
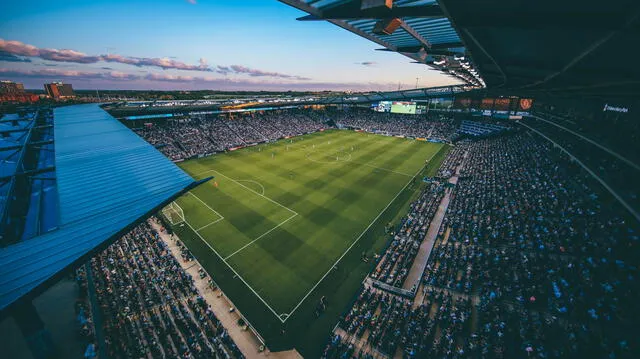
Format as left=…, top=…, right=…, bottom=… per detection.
left=145, top=73, right=196, bottom=82
left=356, top=61, right=377, bottom=67
left=224, top=65, right=311, bottom=80
left=39, top=48, right=101, bottom=63
left=101, top=53, right=211, bottom=71
left=0, top=68, right=139, bottom=81
left=0, top=39, right=312, bottom=80
left=186, top=0, right=197, bottom=4
left=1, top=68, right=389, bottom=91
left=0, top=50, right=31, bottom=63
left=0, top=38, right=210, bottom=72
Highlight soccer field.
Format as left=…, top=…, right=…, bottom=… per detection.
left=170, top=130, right=444, bottom=325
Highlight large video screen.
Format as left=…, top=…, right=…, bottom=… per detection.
left=391, top=101, right=417, bottom=114
left=374, top=101, right=392, bottom=112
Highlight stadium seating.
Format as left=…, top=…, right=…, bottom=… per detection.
left=134, top=109, right=460, bottom=161
left=90, top=220, right=244, bottom=359
left=323, top=131, right=639, bottom=358
left=458, top=120, right=509, bottom=137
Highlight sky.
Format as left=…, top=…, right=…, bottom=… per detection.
left=0, top=0, right=460, bottom=91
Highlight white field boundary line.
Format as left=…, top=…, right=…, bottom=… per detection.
left=181, top=219, right=287, bottom=322
left=189, top=192, right=225, bottom=220
left=188, top=192, right=225, bottom=232
left=193, top=169, right=298, bottom=217
left=224, top=212, right=298, bottom=260
left=519, top=121, right=640, bottom=223
left=285, top=146, right=442, bottom=320
left=235, top=179, right=265, bottom=196
left=195, top=217, right=225, bottom=232
left=529, top=115, right=640, bottom=171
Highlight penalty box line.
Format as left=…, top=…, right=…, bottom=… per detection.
left=182, top=217, right=289, bottom=323
left=193, top=169, right=298, bottom=217
left=188, top=192, right=226, bottom=232
left=224, top=212, right=298, bottom=260
left=285, top=147, right=442, bottom=320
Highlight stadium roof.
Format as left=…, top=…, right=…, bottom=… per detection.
left=0, top=104, right=203, bottom=316
left=282, top=0, right=640, bottom=99
left=438, top=0, right=640, bottom=98
left=279, top=0, right=484, bottom=87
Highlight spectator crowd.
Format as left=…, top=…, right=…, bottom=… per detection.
left=134, top=109, right=460, bottom=161
left=323, top=131, right=639, bottom=358
left=90, top=220, right=244, bottom=359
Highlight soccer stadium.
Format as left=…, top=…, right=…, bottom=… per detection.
left=1, top=0, right=640, bottom=358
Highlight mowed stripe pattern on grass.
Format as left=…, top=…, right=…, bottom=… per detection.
left=177, top=130, right=443, bottom=314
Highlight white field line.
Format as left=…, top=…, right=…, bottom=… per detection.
left=529, top=115, right=640, bottom=171
left=285, top=147, right=441, bottom=319
left=188, top=137, right=444, bottom=323
left=195, top=217, right=225, bottom=232
left=189, top=192, right=225, bottom=220
left=188, top=192, right=225, bottom=231
left=182, top=218, right=288, bottom=323
left=194, top=169, right=298, bottom=216
left=224, top=212, right=298, bottom=260
left=235, top=179, right=265, bottom=196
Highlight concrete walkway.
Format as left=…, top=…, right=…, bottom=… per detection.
left=401, top=151, right=467, bottom=291
left=149, top=219, right=302, bottom=359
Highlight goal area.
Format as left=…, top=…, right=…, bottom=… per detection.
left=162, top=201, right=185, bottom=225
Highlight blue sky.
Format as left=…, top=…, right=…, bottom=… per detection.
left=0, top=0, right=459, bottom=91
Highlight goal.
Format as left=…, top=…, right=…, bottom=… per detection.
left=162, top=201, right=185, bottom=225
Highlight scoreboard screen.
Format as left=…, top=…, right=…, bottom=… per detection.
left=391, top=101, right=416, bottom=114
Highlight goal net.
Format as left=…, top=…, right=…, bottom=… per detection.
left=162, top=201, right=185, bottom=225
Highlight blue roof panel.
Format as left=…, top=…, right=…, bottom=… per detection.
left=0, top=104, right=196, bottom=312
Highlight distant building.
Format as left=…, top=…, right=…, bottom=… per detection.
left=0, top=80, right=37, bottom=103
left=44, top=82, right=75, bottom=99
left=0, top=80, right=25, bottom=95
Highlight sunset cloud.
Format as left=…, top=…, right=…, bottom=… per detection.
left=0, top=39, right=210, bottom=72
left=0, top=50, right=31, bottom=63
left=0, top=67, right=395, bottom=91
left=0, top=39, right=311, bottom=81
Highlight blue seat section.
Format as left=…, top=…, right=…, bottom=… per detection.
left=458, top=120, right=508, bottom=137
left=0, top=104, right=196, bottom=312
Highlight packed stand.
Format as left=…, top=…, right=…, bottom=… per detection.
left=90, top=220, right=243, bottom=359
left=332, top=109, right=459, bottom=142
left=324, top=131, right=640, bottom=358
left=371, top=182, right=445, bottom=288
left=326, top=287, right=473, bottom=358
left=135, top=109, right=329, bottom=161
left=524, top=117, right=640, bottom=212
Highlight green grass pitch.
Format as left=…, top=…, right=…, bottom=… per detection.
left=168, top=129, right=445, bottom=349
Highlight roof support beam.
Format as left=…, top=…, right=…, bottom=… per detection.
left=0, top=166, right=55, bottom=183
left=0, top=140, right=54, bottom=152
left=399, top=20, right=432, bottom=49
left=296, top=3, right=443, bottom=21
